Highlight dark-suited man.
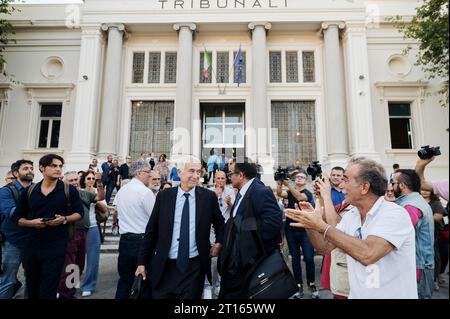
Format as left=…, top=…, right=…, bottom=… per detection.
left=135, top=156, right=225, bottom=299
left=218, top=160, right=283, bottom=299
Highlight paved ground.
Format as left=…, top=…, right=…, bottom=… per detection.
left=16, top=253, right=448, bottom=299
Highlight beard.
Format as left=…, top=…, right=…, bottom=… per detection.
left=393, top=188, right=402, bottom=198
left=19, top=174, right=34, bottom=182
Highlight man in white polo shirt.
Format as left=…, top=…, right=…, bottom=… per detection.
left=286, top=157, right=417, bottom=299
left=113, top=160, right=156, bottom=299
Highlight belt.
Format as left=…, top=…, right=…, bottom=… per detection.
left=168, top=255, right=200, bottom=262
left=121, top=233, right=145, bottom=239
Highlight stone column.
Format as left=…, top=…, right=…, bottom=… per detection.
left=97, top=23, right=125, bottom=158
left=343, top=23, right=378, bottom=160
left=248, top=22, right=271, bottom=162
left=171, top=23, right=196, bottom=159
left=322, top=22, right=349, bottom=166
left=66, top=26, right=104, bottom=171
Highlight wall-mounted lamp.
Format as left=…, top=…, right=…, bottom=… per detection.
left=82, top=75, right=88, bottom=80
left=359, top=75, right=365, bottom=80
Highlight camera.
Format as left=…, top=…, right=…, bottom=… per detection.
left=274, top=166, right=291, bottom=182
left=306, top=161, right=323, bottom=181
left=417, top=145, right=441, bottom=160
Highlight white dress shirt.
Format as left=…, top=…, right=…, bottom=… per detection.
left=336, top=197, right=417, bottom=299
left=168, top=186, right=198, bottom=259
left=232, top=178, right=255, bottom=218
left=113, top=178, right=156, bottom=235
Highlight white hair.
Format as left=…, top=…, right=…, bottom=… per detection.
left=174, top=155, right=201, bottom=172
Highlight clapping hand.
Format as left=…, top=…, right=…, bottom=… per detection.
left=285, top=202, right=326, bottom=231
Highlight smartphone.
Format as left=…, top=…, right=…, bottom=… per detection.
left=42, top=216, right=56, bottom=222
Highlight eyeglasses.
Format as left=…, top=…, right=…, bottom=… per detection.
left=6, top=176, right=15, bottom=180
left=296, top=175, right=306, bottom=179
left=86, top=177, right=95, bottom=181
left=354, top=227, right=362, bottom=239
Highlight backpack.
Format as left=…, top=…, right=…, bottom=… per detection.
left=27, top=182, right=75, bottom=239
left=5, top=183, right=20, bottom=205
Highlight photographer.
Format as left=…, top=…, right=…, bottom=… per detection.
left=415, top=156, right=448, bottom=201
left=276, top=171, right=319, bottom=299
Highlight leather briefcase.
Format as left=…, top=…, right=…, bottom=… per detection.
left=246, top=249, right=297, bottom=299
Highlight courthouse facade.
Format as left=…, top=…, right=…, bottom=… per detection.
left=0, top=0, right=448, bottom=183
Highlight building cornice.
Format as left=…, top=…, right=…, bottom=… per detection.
left=375, top=81, right=429, bottom=88
left=23, top=83, right=75, bottom=90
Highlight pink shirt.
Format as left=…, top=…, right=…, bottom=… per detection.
left=432, top=180, right=449, bottom=201
left=404, top=205, right=423, bottom=228
left=404, top=205, right=423, bottom=281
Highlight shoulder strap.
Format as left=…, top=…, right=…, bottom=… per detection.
left=27, top=183, right=38, bottom=200
left=63, top=182, right=71, bottom=211
left=5, top=184, right=20, bottom=204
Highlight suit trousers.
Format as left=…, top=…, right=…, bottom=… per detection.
left=23, top=242, right=67, bottom=299
left=115, top=233, right=144, bottom=299
left=152, top=257, right=204, bottom=299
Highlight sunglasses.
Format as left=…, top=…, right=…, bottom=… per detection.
left=86, top=177, right=95, bottom=181
left=296, top=175, right=306, bottom=179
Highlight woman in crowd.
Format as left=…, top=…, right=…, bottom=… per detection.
left=79, top=171, right=108, bottom=297
left=155, top=154, right=170, bottom=183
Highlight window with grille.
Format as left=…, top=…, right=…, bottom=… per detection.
left=271, top=101, right=317, bottom=167
left=302, top=51, right=315, bottom=83
left=129, top=101, right=174, bottom=160
left=388, top=102, right=413, bottom=149
left=164, top=52, right=177, bottom=83
left=200, top=52, right=212, bottom=84
left=38, top=103, right=62, bottom=148
left=216, top=52, right=229, bottom=84
left=132, top=52, right=145, bottom=83
left=269, top=51, right=282, bottom=83
left=148, top=52, right=161, bottom=83
left=233, top=50, right=246, bottom=84
left=286, top=51, right=299, bottom=83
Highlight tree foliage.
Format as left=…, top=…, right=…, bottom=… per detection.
left=393, top=0, right=449, bottom=106
left=0, top=0, right=16, bottom=78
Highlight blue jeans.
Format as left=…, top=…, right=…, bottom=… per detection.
left=80, top=226, right=101, bottom=293
left=285, top=227, right=315, bottom=285
left=0, top=241, right=22, bottom=299
left=418, top=268, right=434, bottom=299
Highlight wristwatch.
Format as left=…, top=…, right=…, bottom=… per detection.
left=63, top=216, right=68, bottom=225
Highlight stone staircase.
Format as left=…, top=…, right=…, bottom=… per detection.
left=100, top=205, right=120, bottom=254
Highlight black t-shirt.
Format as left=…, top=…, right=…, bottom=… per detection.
left=12, top=180, right=84, bottom=249
left=119, top=163, right=130, bottom=180
left=285, top=188, right=315, bottom=231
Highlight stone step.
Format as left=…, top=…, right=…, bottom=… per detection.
left=101, top=244, right=119, bottom=254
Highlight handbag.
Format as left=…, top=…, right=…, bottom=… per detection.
left=130, top=274, right=152, bottom=299
left=95, top=205, right=109, bottom=224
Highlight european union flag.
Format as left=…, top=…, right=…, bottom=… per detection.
left=234, top=46, right=243, bottom=87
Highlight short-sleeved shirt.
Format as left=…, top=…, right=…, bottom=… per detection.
left=432, top=180, right=449, bottom=201
left=77, top=190, right=97, bottom=230
left=11, top=180, right=84, bottom=249
left=335, top=197, right=417, bottom=299
left=331, top=187, right=346, bottom=206
left=119, top=163, right=130, bottom=180
left=113, top=178, right=156, bottom=234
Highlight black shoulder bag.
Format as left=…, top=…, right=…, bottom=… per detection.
left=244, top=194, right=297, bottom=299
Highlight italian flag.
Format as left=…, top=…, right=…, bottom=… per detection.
left=203, top=49, right=212, bottom=78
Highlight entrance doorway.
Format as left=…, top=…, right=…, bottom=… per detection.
left=200, top=102, right=245, bottom=171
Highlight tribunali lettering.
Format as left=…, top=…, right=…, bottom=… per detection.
left=158, top=0, right=289, bottom=9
